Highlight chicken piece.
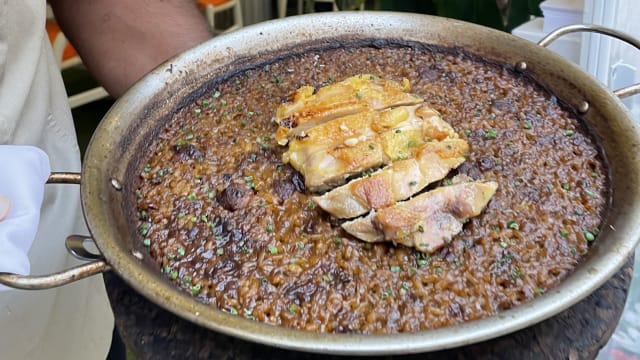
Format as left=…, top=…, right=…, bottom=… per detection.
left=283, top=104, right=455, bottom=192
left=275, top=74, right=423, bottom=145
left=341, top=181, right=498, bottom=253
left=312, top=139, right=468, bottom=218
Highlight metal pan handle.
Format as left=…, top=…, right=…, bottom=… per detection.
left=538, top=24, right=640, bottom=99
left=0, top=172, right=111, bottom=290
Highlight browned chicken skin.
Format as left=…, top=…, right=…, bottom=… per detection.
left=275, top=75, right=497, bottom=253
left=341, top=181, right=498, bottom=253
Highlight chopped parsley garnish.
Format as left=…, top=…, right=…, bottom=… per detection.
left=523, top=121, right=532, bottom=129
left=177, top=247, right=185, bottom=256
left=559, top=229, right=570, bottom=238
left=483, top=128, right=498, bottom=140
left=244, top=176, right=256, bottom=189
left=390, top=266, right=401, bottom=273
left=500, top=241, right=508, bottom=248
left=414, top=252, right=430, bottom=267
left=138, top=224, right=149, bottom=236
left=143, top=238, right=151, bottom=247
left=296, top=242, right=305, bottom=250
left=288, top=304, right=297, bottom=313
left=400, top=282, right=410, bottom=294
left=564, top=129, right=575, bottom=136
left=497, top=253, right=514, bottom=268
left=266, top=224, right=274, bottom=233
left=382, top=289, right=393, bottom=298
left=191, top=284, right=201, bottom=295
left=561, top=183, right=570, bottom=190
left=583, top=230, right=596, bottom=242
left=216, top=248, right=224, bottom=256
left=511, top=266, right=522, bottom=279
left=507, top=220, right=519, bottom=230
left=268, top=246, right=278, bottom=255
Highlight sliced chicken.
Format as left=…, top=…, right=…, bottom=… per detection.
left=341, top=181, right=498, bottom=253
left=275, top=74, right=423, bottom=145
left=283, top=104, right=456, bottom=192
left=312, top=139, right=468, bottom=218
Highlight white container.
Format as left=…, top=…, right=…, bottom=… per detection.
left=540, top=0, right=585, bottom=32
left=512, top=17, right=582, bottom=64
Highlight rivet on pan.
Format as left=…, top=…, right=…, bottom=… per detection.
left=131, top=249, right=144, bottom=260
left=578, top=101, right=590, bottom=114
left=515, top=61, right=527, bottom=72
left=110, top=178, right=123, bottom=191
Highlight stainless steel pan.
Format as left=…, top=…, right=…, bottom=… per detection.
left=2, top=12, right=640, bottom=355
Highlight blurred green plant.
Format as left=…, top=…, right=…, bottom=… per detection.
left=375, top=0, right=543, bottom=32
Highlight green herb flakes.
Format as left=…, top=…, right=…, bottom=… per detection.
left=143, top=238, right=151, bottom=247
left=483, top=128, right=498, bottom=140
left=583, top=230, right=596, bottom=242
left=191, top=284, right=201, bottom=295
left=244, top=176, right=256, bottom=189
left=507, top=220, right=519, bottom=230
left=390, top=266, right=401, bottom=273
left=138, top=224, right=149, bottom=236
left=382, top=289, right=393, bottom=299
left=400, top=282, right=410, bottom=294
left=268, top=246, right=278, bottom=255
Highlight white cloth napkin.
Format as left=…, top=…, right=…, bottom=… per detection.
left=0, top=145, right=50, bottom=277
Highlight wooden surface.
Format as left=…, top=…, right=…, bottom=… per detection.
left=104, top=257, right=633, bottom=360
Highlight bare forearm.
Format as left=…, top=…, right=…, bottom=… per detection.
left=49, top=0, right=212, bottom=98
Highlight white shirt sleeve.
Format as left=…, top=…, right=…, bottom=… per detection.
left=0, top=145, right=50, bottom=278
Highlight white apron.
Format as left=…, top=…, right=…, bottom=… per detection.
left=0, top=1, right=113, bottom=359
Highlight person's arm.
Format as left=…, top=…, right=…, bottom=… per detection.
left=49, top=0, right=212, bottom=98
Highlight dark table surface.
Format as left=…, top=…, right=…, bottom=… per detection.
left=103, top=257, right=633, bottom=360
